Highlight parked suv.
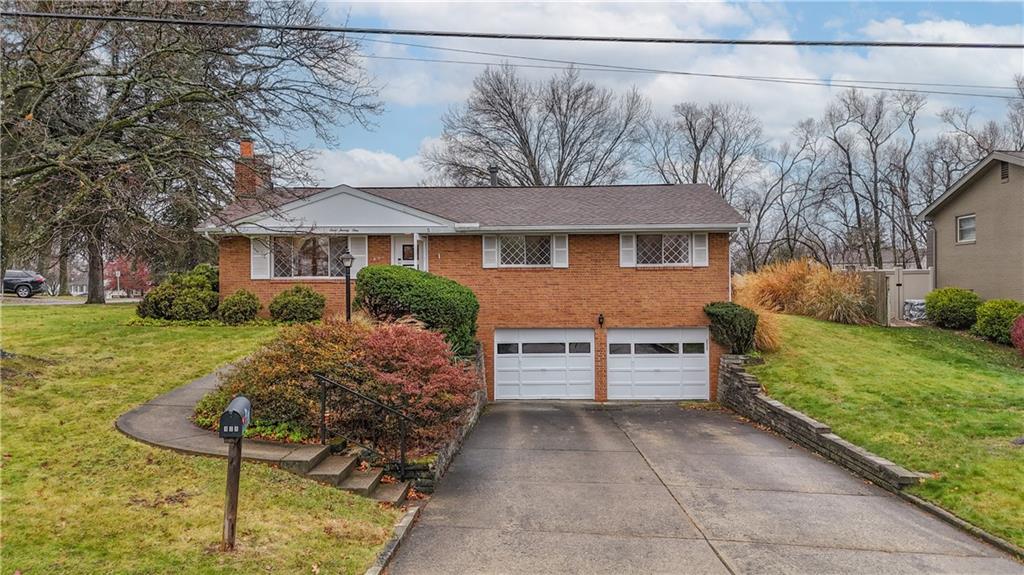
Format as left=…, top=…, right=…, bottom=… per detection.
left=3, top=270, right=46, bottom=298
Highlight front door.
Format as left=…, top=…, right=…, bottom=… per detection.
left=391, top=235, right=428, bottom=271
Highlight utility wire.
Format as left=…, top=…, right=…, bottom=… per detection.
left=4, top=10, right=1024, bottom=49
left=360, top=36, right=1023, bottom=99
left=360, top=54, right=1020, bottom=100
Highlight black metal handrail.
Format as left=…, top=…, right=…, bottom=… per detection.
left=312, top=372, right=421, bottom=480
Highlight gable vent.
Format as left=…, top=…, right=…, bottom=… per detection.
left=1000, top=160, right=1009, bottom=182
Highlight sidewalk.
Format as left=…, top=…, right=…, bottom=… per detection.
left=115, top=370, right=327, bottom=468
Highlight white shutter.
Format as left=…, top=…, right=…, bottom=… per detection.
left=482, top=235, right=498, bottom=268
left=349, top=235, right=368, bottom=276
left=619, top=234, right=636, bottom=267
left=693, top=233, right=709, bottom=267
left=250, top=236, right=271, bottom=279
left=552, top=234, right=569, bottom=268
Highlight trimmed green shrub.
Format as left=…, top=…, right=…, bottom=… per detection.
left=219, top=289, right=261, bottom=325
left=925, top=287, right=982, bottom=329
left=269, top=285, right=325, bottom=322
left=136, top=264, right=219, bottom=320
left=136, top=283, right=177, bottom=319
left=356, top=265, right=479, bottom=356
left=704, top=302, right=758, bottom=355
left=190, top=263, right=219, bottom=292
left=971, top=299, right=1024, bottom=345
left=169, top=289, right=216, bottom=320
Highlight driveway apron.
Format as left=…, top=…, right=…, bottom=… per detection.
left=388, top=403, right=1022, bottom=574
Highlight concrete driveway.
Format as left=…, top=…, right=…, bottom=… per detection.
left=389, top=403, right=1022, bottom=574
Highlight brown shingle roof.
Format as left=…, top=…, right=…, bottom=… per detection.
left=211, top=183, right=746, bottom=229
left=361, top=184, right=744, bottom=227
left=213, top=186, right=328, bottom=224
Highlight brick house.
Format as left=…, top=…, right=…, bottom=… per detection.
left=202, top=145, right=747, bottom=402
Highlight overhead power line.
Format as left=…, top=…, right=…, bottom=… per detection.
left=4, top=11, right=1024, bottom=49
left=360, top=54, right=1021, bottom=100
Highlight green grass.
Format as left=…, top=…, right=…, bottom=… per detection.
left=749, top=315, right=1024, bottom=548
left=1, top=304, right=399, bottom=574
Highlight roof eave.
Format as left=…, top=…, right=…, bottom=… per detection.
left=918, top=151, right=1024, bottom=219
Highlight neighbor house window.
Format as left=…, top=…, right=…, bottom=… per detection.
left=272, top=236, right=350, bottom=277
left=636, top=234, right=691, bottom=265
left=956, top=215, right=976, bottom=243
left=499, top=235, right=552, bottom=266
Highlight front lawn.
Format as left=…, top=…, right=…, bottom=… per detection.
left=1, top=304, right=399, bottom=574
left=749, top=315, right=1024, bottom=548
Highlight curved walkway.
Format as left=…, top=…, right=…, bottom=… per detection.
left=115, top=371, right=327, bottom=470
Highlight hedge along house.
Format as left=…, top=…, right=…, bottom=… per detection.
left=201, top=142, right=748, bottom=402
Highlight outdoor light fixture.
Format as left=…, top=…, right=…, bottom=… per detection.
left=340, top=248, right=355, bottom=322
left=598, top=313, right=605, bottom=327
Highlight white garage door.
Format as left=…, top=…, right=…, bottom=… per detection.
left=607, top=328, right=709, bottom=400
left=494, top=329, right=595, bottom=399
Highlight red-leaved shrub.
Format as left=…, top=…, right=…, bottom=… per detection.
left=194, top=319, right=480, bottom=457
left=1011, top=315, right=1024, bottom=356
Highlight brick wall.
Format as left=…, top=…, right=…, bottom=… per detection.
left=220, top=232, right=731, bottom=401
left=218, top=235, right=391, bottom=313
left=428, top=233, right=731, bottom=401
left=718, top=355, right=925, bottom=491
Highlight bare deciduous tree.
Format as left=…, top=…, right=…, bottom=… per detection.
left=640, top=101, right=764, bottom=203
left=424, top=66, right=649, bottom=186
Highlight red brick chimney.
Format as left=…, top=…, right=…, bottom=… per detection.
left=234, top=138, right=271, bottom=197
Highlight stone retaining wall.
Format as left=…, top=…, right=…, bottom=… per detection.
left=718, top=355, right=926, bottom=492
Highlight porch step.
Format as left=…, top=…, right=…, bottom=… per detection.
left=306, top=455, right=358, bottom=486
left=371, top=480, right=411, bottom=506
left=339, top=467, right=384, bottom=496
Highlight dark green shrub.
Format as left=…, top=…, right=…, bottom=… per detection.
left=219, top=289, right=261, bottom=325
left=169, top=288, right=216, bottom=320
left=269, top=285, right=325, bottom=322
left=704, top=302, right=758, bottom=354
left=136, top=283, right=177, bottom=319
left=925, top=287, right=982, bottom=329
left=190, top=263, right=219, bottom=292
left=971, top=299, right=1024, bottom=345
left=356, top=265, right=479, bottom=356
left=136, top=264, right=219, bottom=320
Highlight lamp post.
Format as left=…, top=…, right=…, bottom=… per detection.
left=339, top=248, right=355, bottom=322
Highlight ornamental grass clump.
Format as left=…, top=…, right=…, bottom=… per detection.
left=734, top=258, right=874, bottom=325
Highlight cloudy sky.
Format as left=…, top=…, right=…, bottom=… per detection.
left=303, top=1, right=1024, bottom=186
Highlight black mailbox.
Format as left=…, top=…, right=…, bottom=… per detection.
left=219, top=396, right=251, bottom=439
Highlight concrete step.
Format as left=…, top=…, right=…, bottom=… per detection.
left=278, top=444, right=332, bottom=475
left=371, top=480, right=411, bottom=506
left=339, top=467, right=384, bottom=496
left=306, top=455, right=358, bottom=486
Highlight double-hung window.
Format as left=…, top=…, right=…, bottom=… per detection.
left=272, top=236, right=351, bottom=278
left=956, top=215, right=976, bottom=244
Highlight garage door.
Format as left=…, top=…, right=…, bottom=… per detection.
left=607, top=328, right=709, bottom=400
left=494, top=329, right=595, bottom=399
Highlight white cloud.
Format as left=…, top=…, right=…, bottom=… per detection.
left=326, top=4, right=1020, bottom=149
left=310, top=148, right=427, bottom=186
